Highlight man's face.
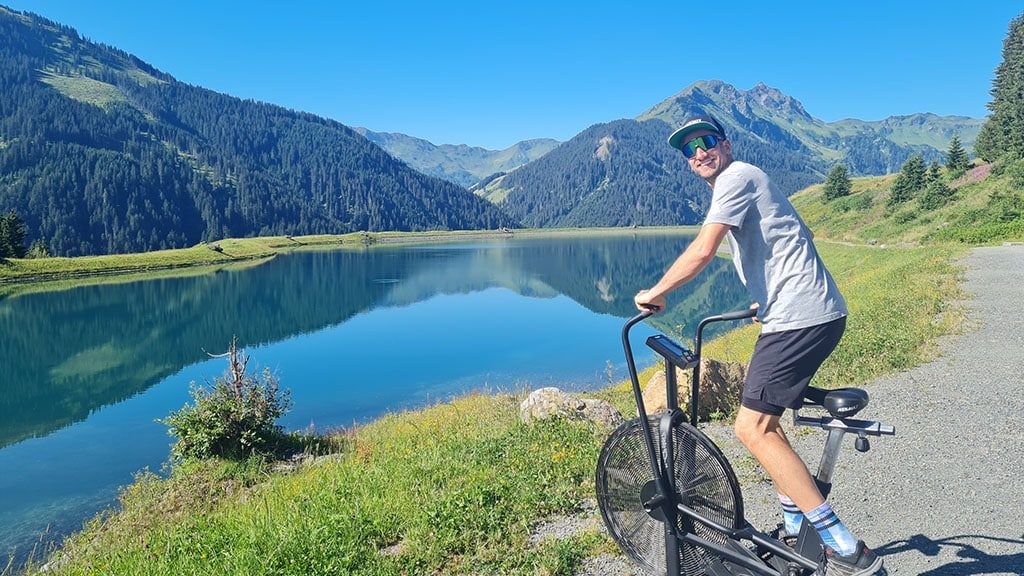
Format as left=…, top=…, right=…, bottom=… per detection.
left=684, top=129, right=732, bottom=184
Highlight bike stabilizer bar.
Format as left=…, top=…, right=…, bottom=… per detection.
left=793, top=415, right=896, bottom=436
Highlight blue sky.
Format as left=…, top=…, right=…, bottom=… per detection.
left=5, top=1, right=1020, bottom=149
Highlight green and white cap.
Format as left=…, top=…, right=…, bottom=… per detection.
left=668, top=115, right=727, bottom=151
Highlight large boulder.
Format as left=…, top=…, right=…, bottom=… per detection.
left=642, top=359, right=747, bottom=420
left=519, top=387, right=624, bottom=430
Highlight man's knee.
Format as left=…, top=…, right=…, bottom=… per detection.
left=734, top=407, right=780, bottom=449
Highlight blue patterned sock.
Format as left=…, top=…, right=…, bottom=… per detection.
left=778, top=493, right=804, bottom=536
left=806, top=501, right=858, bottom=556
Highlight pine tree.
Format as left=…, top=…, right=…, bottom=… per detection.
left=946, top=135, right=970, bottom=177
left=0, top=210, right=28, bottom=259
left=926, top=161, right=942, bottom=185
left=26, top=238, right=51, bottom=259
left=0, top=215, right=9, bottom=259
left=975, top=13, right=1024, bottom=161
left=888, top=155, right=927, bottom=206
left=822, top=163, right=851, bottom=201
left=918, top=179, right=954, bottom=211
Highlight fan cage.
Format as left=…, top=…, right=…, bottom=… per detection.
left=596, top=416, right=744, bottom=576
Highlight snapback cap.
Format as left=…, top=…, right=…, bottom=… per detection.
left=668, top=115, right=727, bottom=151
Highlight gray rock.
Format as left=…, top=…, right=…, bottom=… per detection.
left=520, top=387, right=624, bottom=430
left=642, top=358, right=746, bottom=420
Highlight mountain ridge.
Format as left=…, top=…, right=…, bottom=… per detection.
left=475, top=79, right=982, bottom=228
left=0, top=7, right=988, bottom=252
left=352, top=128, right=560, bottom=187
left=0, top=6, right=517, bottom=256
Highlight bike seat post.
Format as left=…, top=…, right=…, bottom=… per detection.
left=815, top=427, right=847, bottom=496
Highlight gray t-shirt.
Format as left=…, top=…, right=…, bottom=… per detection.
left=704, top=161, right=847, bottom=333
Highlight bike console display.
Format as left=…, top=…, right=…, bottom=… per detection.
left=646, top=334, right=698, bottom=370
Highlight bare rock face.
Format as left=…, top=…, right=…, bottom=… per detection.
left=519, top=387, right=624, bottom=430
left=642, top=359, right=747, bottom=420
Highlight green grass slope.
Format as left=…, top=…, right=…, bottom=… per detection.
left=792, top=161, right=1024, bottom=245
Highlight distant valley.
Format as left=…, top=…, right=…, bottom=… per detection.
left=353, top=129, right=559, bottom=188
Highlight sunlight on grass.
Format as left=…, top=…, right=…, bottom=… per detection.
left=39, top=73, right=128, bottom=108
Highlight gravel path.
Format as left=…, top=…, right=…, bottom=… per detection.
left=741, top=244, right=1024, bottom=575
left=538, top=245, right=1024, bottom=575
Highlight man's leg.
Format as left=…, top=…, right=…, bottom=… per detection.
left=735, top=406, right=870, bottom=568
left=738, top=319, right=881, bottom=573
left=734, top=406, right=823, bottom=510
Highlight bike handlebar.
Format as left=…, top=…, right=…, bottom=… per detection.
left=707, top=307, right=758, bottom=323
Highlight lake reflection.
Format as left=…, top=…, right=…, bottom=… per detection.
left=0, top=232, right=748, bottom=567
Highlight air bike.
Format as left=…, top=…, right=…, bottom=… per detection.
left=596, top=308, right=895, bottom=576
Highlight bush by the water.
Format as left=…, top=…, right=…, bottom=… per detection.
left=161, top=337, right=292, bottom=460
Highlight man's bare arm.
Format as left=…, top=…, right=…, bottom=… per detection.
left=634, top=222, right=731, bottom=311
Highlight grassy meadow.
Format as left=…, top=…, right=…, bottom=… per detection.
left=0, top=234, right=352, bottom=288
left=791, top=160, right=1024, bottom=246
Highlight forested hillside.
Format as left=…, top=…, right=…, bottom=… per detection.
left=480, top=117, right=822, bottom=228
left=0, top=7, right=516, bottom=256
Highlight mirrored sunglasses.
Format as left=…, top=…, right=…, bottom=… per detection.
left=681, top=134, right=723, bottom=158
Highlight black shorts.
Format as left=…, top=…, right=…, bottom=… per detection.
left=741, top=316, right=846, bottom=416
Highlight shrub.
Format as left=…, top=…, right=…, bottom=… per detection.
left=1004, top=157, right=1024, bottom=189
left=989, top=190, right=1024, bottom=223
left=833, top=193, right=872, bottom=213
left=823, top=164, right=851, bottom=201
left=892, top=209, right=919, bottom=225
left=161, top=337, right=292, bottom=460
left=918, top=180, right=954, bottom=211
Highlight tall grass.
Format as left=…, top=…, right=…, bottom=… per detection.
left=43, top=394, right=607, bottom=576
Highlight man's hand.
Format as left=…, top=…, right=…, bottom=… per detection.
left=750, top=302, right=761, bottom=323
left=634, top=289, right=666, bottom=313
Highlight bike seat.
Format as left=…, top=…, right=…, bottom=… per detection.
left=803, top=387, right=869, bottom=418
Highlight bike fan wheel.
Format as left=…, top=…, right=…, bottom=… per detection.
left=596, top=416, right=744, bottom=576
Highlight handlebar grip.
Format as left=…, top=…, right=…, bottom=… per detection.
left=720, top=308, right=758, bottom=321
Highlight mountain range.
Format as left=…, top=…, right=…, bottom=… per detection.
left=0, top=6, right=985, bottom=255
left=471, top=81, right=982, bottom=228
left=353, top=128, right=560, bottom=188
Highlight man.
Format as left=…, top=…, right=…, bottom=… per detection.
left=634, top=115, right=882, bottom=576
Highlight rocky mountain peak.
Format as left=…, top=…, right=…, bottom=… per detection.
left=747, top=82, right=811, bottom=119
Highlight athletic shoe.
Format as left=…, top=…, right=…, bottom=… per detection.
left=815, top=541, right=884, bottom=576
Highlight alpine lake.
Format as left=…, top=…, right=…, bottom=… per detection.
left=0, top=231, right=750, bottom=568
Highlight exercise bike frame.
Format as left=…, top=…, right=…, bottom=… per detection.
left=618, top=308, right=895, bottom=576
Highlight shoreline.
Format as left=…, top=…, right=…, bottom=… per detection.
left=0, top=226, right=700, bottom=296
